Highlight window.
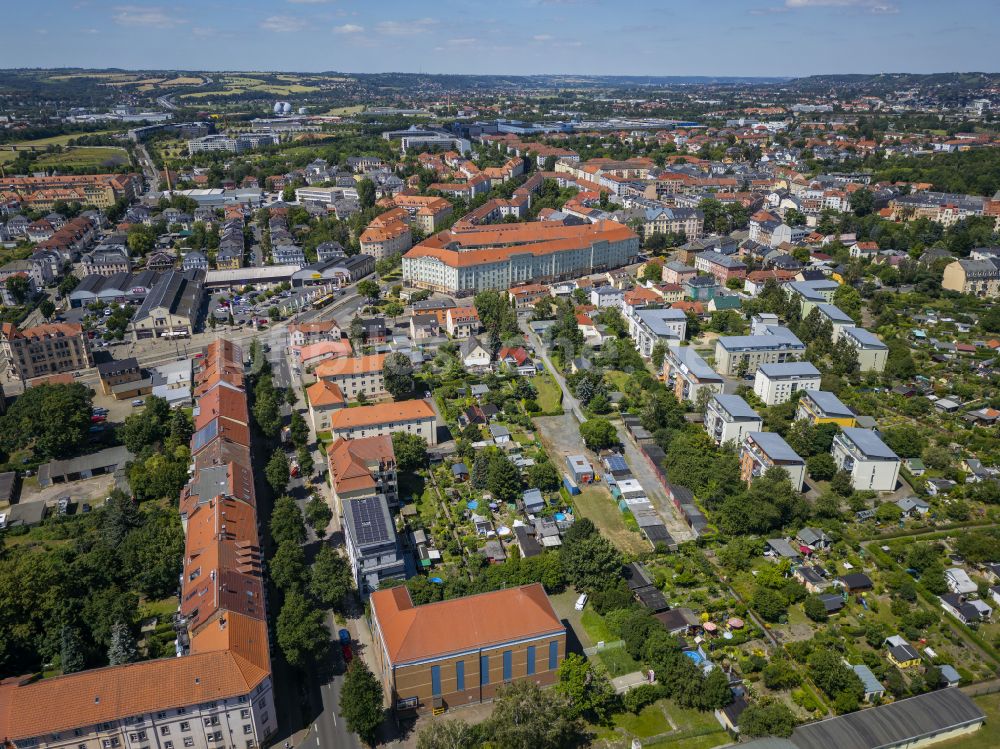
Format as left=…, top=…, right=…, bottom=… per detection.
left=243, top=725, right=253, bottom=735
left=238, top=695, right=248, bottom=704
left=431, top=665, right=441, bottom=697
left=240, top=709, right=250, bottom=719
left=526, top=645, right=536, bottom=676
left=183, top=740, right=194, bottom=748
left=177, top=708, right=186, bottom=716
left=164, top=744, right=173, bottom=749
left=549, top=641, right=559, bottom=670
left=503, top=651, right=512, bottom=681
left=480, top=655, right=489, bottom=685
left=455, top=661, right=465, bottom=692
left=179, top=723, right=190, bottom=733
left=203, top=717, right=220, bottom=727
left=212, top=732, right=223, bottom=742
left=160, top=727, right=170, bottom=736
left=246, top=742, right=255, bottom=749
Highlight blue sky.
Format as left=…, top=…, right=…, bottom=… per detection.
left=3, top=0, right=998, bottom=77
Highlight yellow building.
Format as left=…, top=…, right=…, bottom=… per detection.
left=795, top=390, right=857, bottom=427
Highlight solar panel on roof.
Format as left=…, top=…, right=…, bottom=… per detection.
left=351, top=498, right=389, bottom=545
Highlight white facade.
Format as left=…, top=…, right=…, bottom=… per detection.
left=625, top=307, right=687, bottom=358
left=753, top=363, right=822, bottom=405
left=704, top=395, right=763, bottom=446
left=831, top=428, right=901, bottom=493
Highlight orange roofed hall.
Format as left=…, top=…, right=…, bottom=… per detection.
left=370, top=584, right=566, bottom=714
left=402, top=220, right=640, bottom=294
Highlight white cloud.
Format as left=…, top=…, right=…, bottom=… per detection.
left=112, top=5, right=184, bottom=28
left=333, top=23, right=364, bottom=34
left=260, top=15, right=307, bottom=32
left=446, top=37, right=477, bottom=46
left=375, top=18, right=437, bottom=36
left=532, top=34, right=553, bottom=41
left=785, top=0, right=898, bottom=11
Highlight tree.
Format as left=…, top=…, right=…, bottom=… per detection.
left=807, top=453, right=837, bottom=481
left=830, top=469, right=854, bottom=497
left=392, top=432, right=428, bottom=472
left=107, top=621, right=138, bottom=665
left=277, top=591, right=329, bottom=668
left=383, top=352, right=414, bottom=398
left=305, top=495, right=332, bottom=535
left=357, top=178, right=377, bottom=210
left=702, top=667, right=734, bottom=710
left=579, top=418, right=617, bottom=451
left=127, top=224, right=156, bottom=255
left=357, top=279, right=380, bottom=303
left=349, top=314, right=364, bottom=348
left=526, top=461, right=561, bottom=492
left=561, top=527, right=622, bottom=592
left=271, top=495, right=306, bottom=545
left=297, top=445, right=314, bottom=478
left=741, top=699, right=797, bottom=738
left=289, top=410, right=309, bottom=447
left=804, top=594, right=830, bottom=622
left=0, top=382, right=93, bottom=459
left=486, top=451, right=522, bottom=504
left=762, top=658, right=802, bottom=690
left=266, top=449, right=290, bottom=496
left=38, top=299, right=55, bottom=319
left=556, top=653, right=617, bottom=721
left=474, top=289, right=519, bottom=354
left=849, top=188, right=875, bottom=217
left=340, top=660, right=384, bottom=744
left=270, top=541, right=308, bottom=591
left=880, top=426, right=924, bottom=458
left=417, top=720, right=481, bottom=749
left=102, top=491, right=142, bottom=546
left=484, top=680, right=580, bottom=749
left=61, top=626, right=86, bottom=674
left=751, top=586, right=787, bottom=622
left=651, top=340, right=667, bottom=369
left=310, top=544, right=353, bottom=609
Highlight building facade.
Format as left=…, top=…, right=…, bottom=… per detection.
left=0, top=322, right=93, bottom=381
left=329, top=400, right=438, bottom=445
left=739, top=431, right=806, bottom=492
left=315, top=354, right=387, bottom=400
left=753, top=362, right=822, bottom=405
left=662, top=345, right=724, bottom=404
left=705, top=394, right=763, bottom=446
left=831, top=427, right=901, bottom=492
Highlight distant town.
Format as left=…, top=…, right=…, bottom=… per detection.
left=1, top=66, right=1000, bottom=749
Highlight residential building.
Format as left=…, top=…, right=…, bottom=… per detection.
left=714, top=327, right=806, bottom=377
left=694, top=251, right=748, bottom=285
left=796, top=390, right=857, bottom=427
left=831, top=427, right=901, bottom=492
left=625, top=307, right=688, bottom=357
left=315, top=354, right=387, bottom=400
left=389, top=195, right=454, bottom=233
left=841, top=326, right=889, bottom=372
left=753, top=362, right=822, bottom=405
left=461, top=336, right=491, bottom=369
left=814, top=303, right=856, bottom=340
left=0, top=322, right=92, bottom=382
left=343, top=494, right=406, bottom=596
left=81, top=245, right=131, bottom=277
left=785, top=279, right=840, bottom=316
left=685, top=275, right=719, bottom=301
left=590, top=285, right=624, bottom=308
left=402, top=221, right=639, bottom=294
left=305, top=380, right=345, bottom=432
left=740, top=431, right=806, bottom=492
left=662, top=261, right=697, bottom=285
left=329, top=400, right=438, bottom=445
left=96, top=356, right=151, bottom=400
left=327, top=435, right=397, bottom=513
left=942, top=257, right=1000, bottom=298
left=662, top=345, right=724, bottom=404
left=360, top=213, right=412, bottom=260
left=272, top=245, right=306, bottom=267
left=705, top=394, right=763, bottom=446
left=130, top=270, right=204, bottom=341
left=369, top=584, right=566, bottom=715
left=445, top=307, right=480, bottom=338
left=288, top=320, right=342, bottom=347
left=852, top=664, right=886, bottom=702
left=944, top=568, right=978, bottom=595
left=0, top=173, right=139, bottom=210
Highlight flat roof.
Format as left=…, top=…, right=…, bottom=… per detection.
left=840, top=427, right=898, bottom=460
left=747, top=431, right=803, bottom=464
left=791, top=688, right=984, bottom=749
left=757, top=361, right=821, bottom=378
left=717, top=331, right=805, bottom=351
left=815, top=303, right=854, bottom=324
left=668, top=345, right=723, bottom=382
left=713, top=394, right=760, bottom=421
left=802, top=390, right=855, bottom=418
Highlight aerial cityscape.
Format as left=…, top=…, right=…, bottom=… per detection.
left=1, top=3, right=1000, bottom=749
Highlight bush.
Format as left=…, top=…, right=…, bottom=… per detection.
left=622, top=683, right=666, bottom=714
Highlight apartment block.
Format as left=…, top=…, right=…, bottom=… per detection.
left=389, top=195, right=454, bottom=233
left=343, top=494, right=406, bottom=596
left=753, top=362, right=822, bottom=405
left=739, top=431, right=807, bottom=492
left=370, top=584, right=566, bottom=715
left=841, top=326, right=889, bottom=372
left=814, top=303, right=855, bottom=341
left=693, top=251, right=748, bottom=285
left=305, top=380, right=346, bottom=432
left=315, top=354, right=387, bottom=400
left=796, top=390, right=857, bottom=427
left=832, top=427, right=901, bottom=492
left=785, top=279, right=840, bottom=316
left=626, top=307, right=688, bottom=357
left=714, top=326, right=806, bottom=377
left=0, top=322, right=93, bottom=382
left=705, top=394, right=763, bottom=446
left=942, top=257, right=1000, bottom=298
left=329, top=399, right=438, bottom=445
left=662, top=345, right=724, bottom=404
left=360, top=216, right=412, bottom=260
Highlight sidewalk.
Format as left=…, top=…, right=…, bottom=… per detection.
left=612, top=670, right=651, bottom=694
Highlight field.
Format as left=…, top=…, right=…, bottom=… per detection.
left=48, top=73, right=206, bottom=92
left=324, top=105, right=366, bottom=116
left=572, top=484, right=649, bottom=555
left=534, top=372, right=564, bottom=413
left=180, top=75, right=322, bottom=99
left=0, top=130, right=123, bottom=164
left=31, top=147, right=130, bottom=170
left=591, top=698, right=729, bottom=749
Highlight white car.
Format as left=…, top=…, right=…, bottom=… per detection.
left=574, top=594, right=588, bottom=611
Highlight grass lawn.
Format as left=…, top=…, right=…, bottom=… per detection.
left=612, top=703, right=672, bottom=737
left=325, top=105, right=366, bottom=116
left=596, top=646, right=641, bottom=677
left=572, top=485, right=649, bottom=555
left=932, top=693, right=1000, bottom=749
left=534, top=373, right=563, bottom=413
left=33, top=147, right=130, bottom=170
left=644, top=733, right=729, bottom=749
left=604, top=370, right=633, bottom=392
left=580, top=608, right=613, bottom=643
left=592, top=699, right=728, bottom=749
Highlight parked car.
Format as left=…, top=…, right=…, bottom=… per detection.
left=574, top=593, right=588, bottom=611
left=341, top=644, right=353, bottom=664
left=338, top=629, right=351, bottom=645
left=131, top=399, right=145, bottom=407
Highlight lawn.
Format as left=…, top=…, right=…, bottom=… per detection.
left=33, top=147, right=130, bottom=170
left=596, top=646, right=641, bottom=677
left=325, top=105, right=366, bottom=116
left=932, top=693, right=1000, bottom=749
left=580, top=608, right=613, bottom=643
left=572, top=485, right=650, bottom=555
left=534, top=373, right=563, bottom=414
left=592, top=699, right=729, bottom=749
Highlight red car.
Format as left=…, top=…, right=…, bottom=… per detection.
left=341, top=644, right=353, bottom=663
left=90, top=414, right=107, bottom=423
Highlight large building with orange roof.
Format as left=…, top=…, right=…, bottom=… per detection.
left=0, top=338, right=276, bottom=749
left=315, top=353, right=387, bottom=400
left=369, top=583, right=565, bottom=715
left=402, top=220, right=639, bottom=294
left=326, top=435, right=397, bottom=512
left=0, top=321, right=92, bottom=382
left=305, top=379, right=346, bottom=432
left=329, top=399, right=437, bottom=445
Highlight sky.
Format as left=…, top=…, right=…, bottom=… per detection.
left=3, top=0, right=999, bottom=77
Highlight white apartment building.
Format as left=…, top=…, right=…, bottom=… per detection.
left=739, top=431, right=807, bottom=492
left=841, top=326, right=889, bottom=372
left=714, top=326, right=806, bottom=377
left=753, top=362, right=822, bottom=405
left=705, top=394, right=763, bottom=446
left=315, top=354, right=387, bottom=400
left=814, top=303, right=856, bottom=341
left=663, top=345, right=724, bottom=404
left=329, top=400, right=438, bottom=445
left=831, top=427, right=901, bottom=492
left=625, top=307, right=688, bottom=358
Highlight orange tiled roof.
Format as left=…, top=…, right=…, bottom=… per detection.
left=307, top=380, right=346, bottom=408
left=327, top=435, right=395, bottom=495
left=330, top=399, right=435, bottom=429
left=315, top=353, right=386, bottom=379
left=370, top=583, right=563, bottom=665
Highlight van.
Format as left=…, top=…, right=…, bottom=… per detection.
left=574, top=593, right=588, bottom=611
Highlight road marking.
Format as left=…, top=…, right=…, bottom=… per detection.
left=316, top=737, right=320, bottom=745
left=332, top=713, right=337, bottom=727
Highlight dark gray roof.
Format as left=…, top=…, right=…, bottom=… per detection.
left=748, top=431, right=803, bottom=464
left=713, top=394, right=760, bottom=421
left=97, top=357, right=140, bottom=377
left=757, top=361, right=821, bottom=379
left=843, top=326, right=888, bottom=349
left=791, top=688, right=984, bottom=749
left=803, top=390, right=854, bottom=418
left=841, top=427, right=898, bottom=460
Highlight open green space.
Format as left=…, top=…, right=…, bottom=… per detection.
left=32, top=147, right=130, bottom=170
left=534, top=372, right=564, bottom=413
left=572, top=484, right=649, bottom=555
